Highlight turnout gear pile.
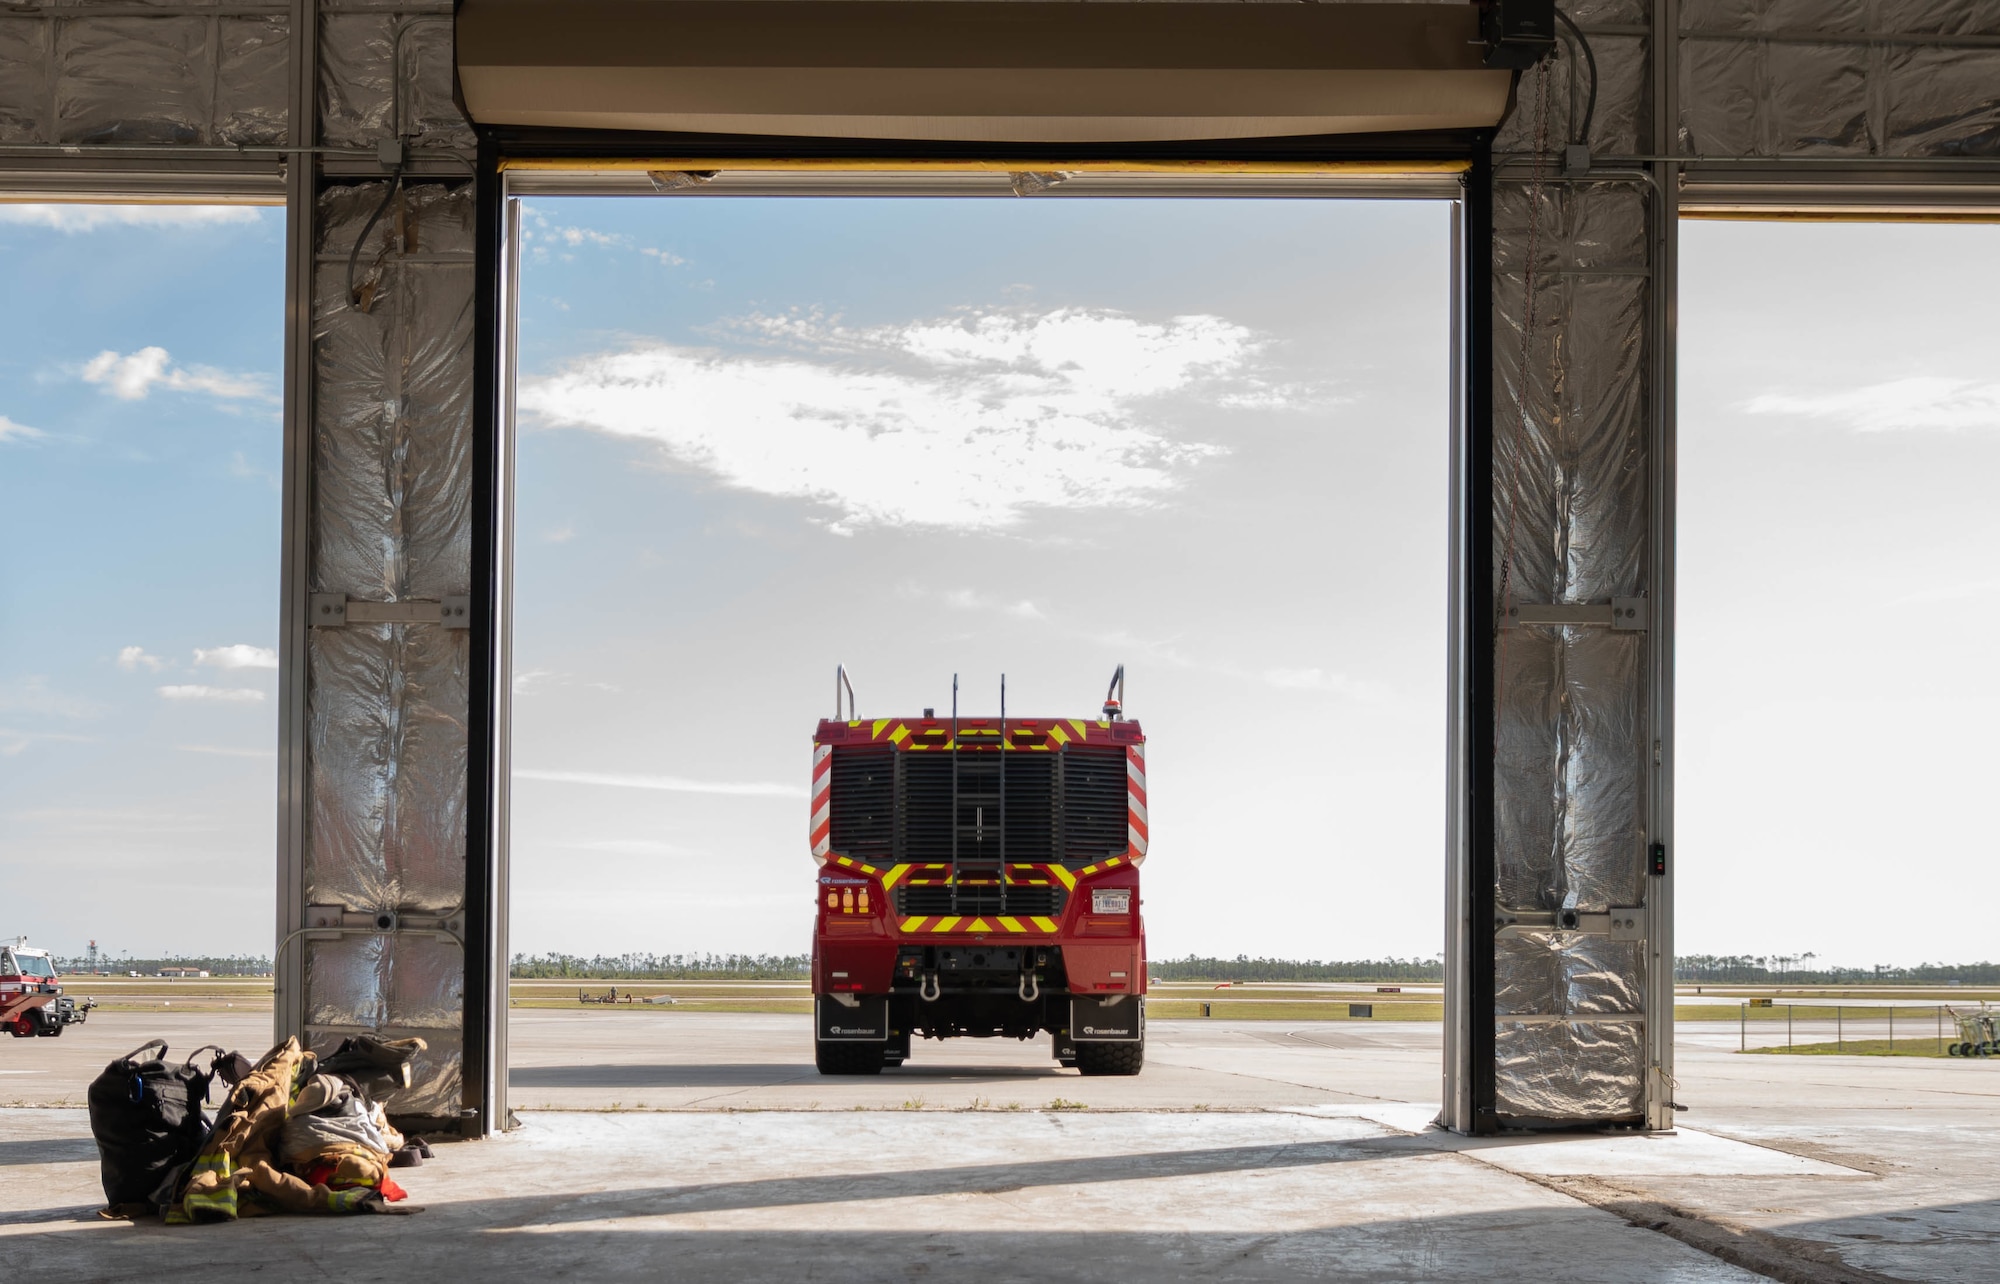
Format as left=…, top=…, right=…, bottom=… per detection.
left=87, top=1034, right=432, bottom=1220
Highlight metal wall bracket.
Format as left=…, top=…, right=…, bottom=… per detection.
left=1500, top=597, right=1648, bottom=631
left=304, top=904, right=465, bottom=941
left=1496, top=906, right=1646, bottom=940
left=310, top=593, right=473, bottom=628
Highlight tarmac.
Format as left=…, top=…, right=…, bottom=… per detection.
left=4, top=1011, right=1998, bottom=1281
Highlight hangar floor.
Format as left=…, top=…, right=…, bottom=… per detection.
left=7, top=1013, right=1998, bottom=1281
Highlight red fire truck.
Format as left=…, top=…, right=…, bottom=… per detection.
left=1, top=938, right=93, bottom=1038
left=810, top=668, right=1147, bottom=1076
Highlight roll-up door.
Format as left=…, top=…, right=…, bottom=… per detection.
left=455, top=1, right=1512, bottom=143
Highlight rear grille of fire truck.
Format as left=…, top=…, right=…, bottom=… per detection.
left=828, top=747, right=894, bottom=862
left=894, top=885, right=1067, bottom=917
left=1061, top=747, right=1129, bottom=862
left=832, top=742, right=1125, bottom=867
left=899, top=753, right=956, bottom=863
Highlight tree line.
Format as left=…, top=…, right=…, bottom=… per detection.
left=1675, top=954, right=2000, bottom=985
left=53, top=954, right=272, bottom=975
left=510, top=952, right=812, bottom=979
left=1150, top=955, right=1444, bottom=982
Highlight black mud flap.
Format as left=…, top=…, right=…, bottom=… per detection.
left=1070, top=995, right=1143, bottom=1042
left=816, top=996, right=890, bottom=1041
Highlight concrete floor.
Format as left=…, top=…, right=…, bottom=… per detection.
left=6, top=1011, right=2000, bottom=1281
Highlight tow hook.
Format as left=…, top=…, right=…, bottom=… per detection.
left=919, top=972, right=941, bottom=1003
left=1018, top=972, right=1040, bottom=1003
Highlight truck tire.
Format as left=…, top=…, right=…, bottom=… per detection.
left=1074, top=1039, right=1144, bottom=1076
left=815, top=1040, right=885, bottom=1075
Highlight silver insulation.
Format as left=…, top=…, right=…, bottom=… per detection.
left=0, top=8, right=288, bottom=146
left=1680, top=1, right=2000, bottom=157
left=321, top=8, right=471, bottom=152
left=306, top=177, right=475, bottom=1117
left=1495, top=1020, right=1644, bottom=1120
left=1489, top=19, right=1654, bottom=1121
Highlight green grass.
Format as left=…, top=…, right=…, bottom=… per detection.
left=1744, top=1039, right=1951, bottom=1058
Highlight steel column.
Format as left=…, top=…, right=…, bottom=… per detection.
left=464, top=136, right=509, bottom=1136
left=274, top=0, right=320, bottom=1051
left=1644, top=0, right=1681, bottom=1134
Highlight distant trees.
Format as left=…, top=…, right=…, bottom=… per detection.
left=53, top=954, right=272, bottom=975
left=1675, top=955, right=2000, bottom=985
left=509, top=952, right=811, bottom=979
left=1148, top=955, right=1443, bottom=983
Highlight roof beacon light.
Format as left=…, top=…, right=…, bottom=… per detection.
left=1103, top=663, right=1125, bottom=721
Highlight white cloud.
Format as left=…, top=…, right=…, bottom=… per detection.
left=522, top=210, right=683, bottom=266
left=157, top=685, right=265, bottom=704
left=193, top=644, right=278, bottom=671
left=174, top=744, right=275, bottom=759
left=81, top=347, right=271, bottom=402
left=1261, top=666, right=1392, bottom=702
left=519, top=307, right=1262, bottom=532
left=514, top=767, right=806, bottom=798
left=943, top=588, right=1044, bottom=620
left=0, top=726, right=95, bottom=756
left=0, top=204, right=264, bottom=234
left=117, top=645, right=167, bottom=673
left=1743, top=377, right=2000, bottom=433
left=543, top=526, right=578, bottom=544
left=0, top=414, right=44, bottom=442
left=512, top=668, right=561, bottom=695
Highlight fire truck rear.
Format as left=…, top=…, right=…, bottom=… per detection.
left=1, top=938, right=94, bottom=1038
left=810, top=668, right=1147, bottom=1076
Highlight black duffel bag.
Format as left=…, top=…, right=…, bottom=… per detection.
left=86, top=1039, right=223, bottom=1216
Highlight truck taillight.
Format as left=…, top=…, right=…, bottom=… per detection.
left=824, top=887, right=873, bottom=914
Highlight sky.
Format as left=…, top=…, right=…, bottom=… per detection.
left=1, top=199, right=1994, bottom=969
left=0, top=202, right=284, bottom=964
left=507, top=196, right=1452, bottom=963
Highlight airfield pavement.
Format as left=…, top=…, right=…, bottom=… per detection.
left=6, top=1010, right=2000, bottom=1281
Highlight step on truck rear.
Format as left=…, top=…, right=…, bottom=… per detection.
left=810, top=668, right=1147, bottom=1076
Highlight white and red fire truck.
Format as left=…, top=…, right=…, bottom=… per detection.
left=1, top=939, right=93, bottom=1038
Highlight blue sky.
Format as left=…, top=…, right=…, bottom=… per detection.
left=2, top=198, right=1995, bottom=968
left=0, top=203, right=282, bottom=963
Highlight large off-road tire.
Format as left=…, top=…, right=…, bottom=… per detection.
left=1074, top=1039, right=1144, bottom=1076
left=815, top=1039, right=886, bottom=1075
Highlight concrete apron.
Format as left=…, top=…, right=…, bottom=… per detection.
left=4, top=1106, right=1839, bottom=1284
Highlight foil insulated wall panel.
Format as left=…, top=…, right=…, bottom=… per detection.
left=1489, top=40, right=1654, bottom=1122
left=322, top=5, right=472, bottom=151
left=1680, top=1, right=2000, bottom=156
left=307, top=179, right=476, bottom=1119
left=0, top=7, right=288, bottom=146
